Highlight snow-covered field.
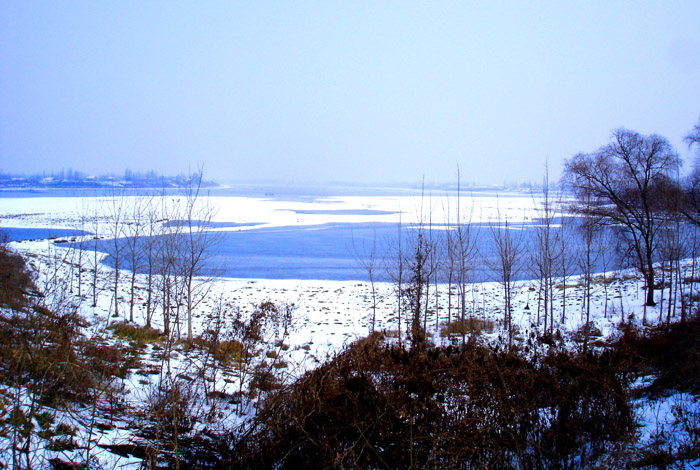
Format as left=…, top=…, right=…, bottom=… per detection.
left=1, top=190, right=697, bottom=468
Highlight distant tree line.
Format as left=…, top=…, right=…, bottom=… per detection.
left=0, top=168, right=219, bottom=189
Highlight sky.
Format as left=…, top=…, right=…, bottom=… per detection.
left=1, top=2, right=699, bottom=186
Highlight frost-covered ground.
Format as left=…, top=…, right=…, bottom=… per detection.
left=1, top=190, right=698, bottom=468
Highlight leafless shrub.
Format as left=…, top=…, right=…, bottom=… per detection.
left=231, top=340, right=633, bottom=469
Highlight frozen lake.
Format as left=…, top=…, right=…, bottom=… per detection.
left=1, top=185, right=610, bottom=282
left=86, top=218, right=594, bottom=282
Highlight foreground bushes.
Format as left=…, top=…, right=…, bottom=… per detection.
left=614, top=315, right=700, bottom=396
left=0, top=244, right=34, bottom=309
left=230, top=336, right=634, bottom=469
left=2, top=239, right=696, bottom=468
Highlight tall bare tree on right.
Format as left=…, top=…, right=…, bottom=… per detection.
left=682, top=117, right=700, bottom=225
left=685, top=117, right=700, bottom=149
left=564, top=128, right=680, bottom=307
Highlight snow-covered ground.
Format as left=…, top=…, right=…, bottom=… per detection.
left=1, top=190, right=697, bottom=468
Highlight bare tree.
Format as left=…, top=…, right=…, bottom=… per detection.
left=595, top=224, right=617, bottom=319
left=687, top=224, right=700, bottom=312
left=487, top=200, right=527, bottom=349
left=123, top=192, right=149, bottom=323
left=143, top=192, right=163, bottom=327
left=530, top=164, right=564, bottom=333
left=564, top=128, right=680, bottom=306
left=431, top=216, right=447, bottom=336
left=557, top=212, right=577, bottom=325
left=658, top=211, right=688, bottom=327
left=141, top=170, right=221, bottom=339
left=386, top=212, right=406, bottom=347
left=452, top=169, right=479, bottom=345
left=156, top=189, right=182, bottom=337
left=575, top=191, right=604, bottom=351
left=678, top=118, right=700, bottom=312
left=403, top=181, right=439, bottom=347
left=352, top=228, right=381, bottom=334
left=177, top=169, right=221, bottom=340
left=106, top=185, right=126, bottom=317
left=74, top=203, right=89, bottom=299
left=681, top=118, right=700, bottom=225
left=685, top=117, right=700, bottom=149
left=384, top=192, right=436, bottom=349
left=422, top=190, right=438, bottom=335
left=405, top=223, right=430, bottom=348
left=87, top=197, right=103, bottom=308
left=441, top=195, right=457, bottom=336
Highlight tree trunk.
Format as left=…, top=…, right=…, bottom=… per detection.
left=646, top=268, right=656, bottom=306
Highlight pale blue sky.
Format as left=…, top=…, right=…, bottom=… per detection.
left=1, top=1, right=699, bottom=185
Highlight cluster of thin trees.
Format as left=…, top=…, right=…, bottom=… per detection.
left=370, top=118, right=700, bottom=350
left=65, top=169, right=220, bottom=341
left=371, top=172, right=572, bottom=350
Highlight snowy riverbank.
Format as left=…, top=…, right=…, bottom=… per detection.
left=1, top=190, right=698, bottom=468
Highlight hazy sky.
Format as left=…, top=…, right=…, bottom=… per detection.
left=2, top=2, right=699, bottom=185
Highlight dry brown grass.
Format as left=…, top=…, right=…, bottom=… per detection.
left=440, top=317, right=496, bottom=337
left=108, top=321, right=164, bottom=345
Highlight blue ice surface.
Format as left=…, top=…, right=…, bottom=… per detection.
left=95, top=219, right=612, bottom=282
left=1, top=227, right=88, bottom=242
left=97, top=222, right=400, bottom=282
left=207, top=223, right=397, bottom=281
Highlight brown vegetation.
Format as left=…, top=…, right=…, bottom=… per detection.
left=230, top=338, right=634, bottom=469
left=439, top=317, right=495, bottom=337
left=614, top=315, right=700, bottom=397
left=0, top=243, right=142, bottom=467
left=0, top=243, right=35, bottom=310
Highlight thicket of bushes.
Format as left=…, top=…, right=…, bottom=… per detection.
left=614, top=316, right=700, bottom=397
left=0, top=243, right=33, bottom=309
left=0, top=246, right=139, bottom=405
left=221, top=319, right=700, bottom=469
left=228, top=334, right=634, bottom=469
left=0, top=244, right=141, bottom=466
